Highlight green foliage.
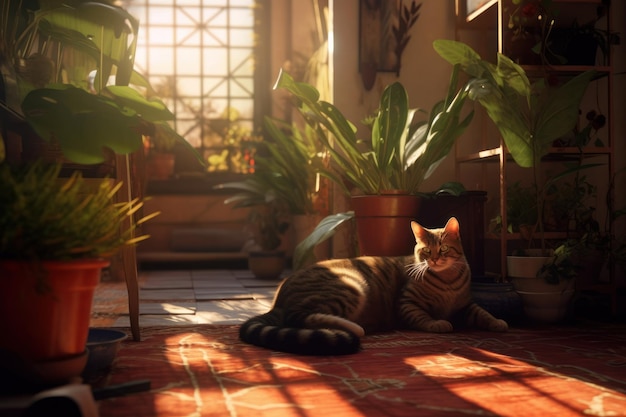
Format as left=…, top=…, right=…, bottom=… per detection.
left=247, top=200, right=291, bottom=251
left=275, top=62, right=475, bottom=269
left=258, top=116, right=325, bottom=215
left=433, top=39, right=595, bottom=168
left=1, top=1, right=198, bottom=165
left=434, top=40, right=606, bottom=283
left=214, top=115, right=324, bottom=213
left=274, top=68, right=474, bottom=195
left=293, top=212, right=354, bottom=270
left=0, top=162, right=157, bottom=261
left=538, top=239, right=581, bottom=284
left=505, top=181, right=539, bottom=233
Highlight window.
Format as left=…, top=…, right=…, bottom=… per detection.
left=124, top=0, right=269, bottom=173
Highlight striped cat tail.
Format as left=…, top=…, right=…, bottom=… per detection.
left=239, top=311, right=361, bottom=355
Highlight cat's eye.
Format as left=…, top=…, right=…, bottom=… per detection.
left=422, top=248, right=431, bottom=254
left=440, top=244, right=449, bottom=252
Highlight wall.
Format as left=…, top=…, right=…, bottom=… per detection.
left=329, top=0, right=625, bottom=260
left=329, top=0, right=467, bottom=257
left=136, top=1, right=624, bottom=267
left=332, top=0, right=458, bottom=193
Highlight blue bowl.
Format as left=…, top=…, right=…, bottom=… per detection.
left=82, top=328, right=127, bottom=379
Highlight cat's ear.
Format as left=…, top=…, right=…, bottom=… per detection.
left=411, top=221, right=427, bottom=242
left=444, top=217, right=460, bottom=238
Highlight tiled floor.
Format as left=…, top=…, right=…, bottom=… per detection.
left=90, top=269, right=284, bottom=328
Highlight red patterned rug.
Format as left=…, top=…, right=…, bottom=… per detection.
left=97, top=323, right=626, bottom=417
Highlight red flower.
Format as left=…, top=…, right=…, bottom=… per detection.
left=521, top=3, right=538, bottom=17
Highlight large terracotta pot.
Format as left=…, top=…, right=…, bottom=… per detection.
left=0, top=259, right=109, bottom=384
left=351, top=194, right=421, bottom=256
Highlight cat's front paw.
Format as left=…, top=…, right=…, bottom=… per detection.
left=488, top=319, right=509, bottom=332
left=427, top=320, right=453, bottom=333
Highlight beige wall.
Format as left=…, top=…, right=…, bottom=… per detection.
left=270, top=0, right=625, bottom=257
left=332, top=0, right=459, bottom=193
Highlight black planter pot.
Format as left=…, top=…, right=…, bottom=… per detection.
left=549, top=28, right=600, bottom=66
left=471, top=280, right=524, bottom=324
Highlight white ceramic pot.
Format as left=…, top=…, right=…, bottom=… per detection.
left=507, top=255, right=576, bottom=323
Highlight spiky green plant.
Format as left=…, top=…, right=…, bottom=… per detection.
left=0, top=161, right=158, bottom=261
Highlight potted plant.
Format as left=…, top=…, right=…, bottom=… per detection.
left=434, top=39, right=597, bottom=322
left=1, top=1, right=196, bottom=166
left=547, top=7, right=618, bottom=67
left=0, top=1, right=190, bottom=385
left=0, top=159, right=157, bottom=386
left=503, top=0, right=617, bottom=66
left=503, top=0, right=562, bottom=65
left=144, top=123, right=180, bottom=180
left=275, top=63, right=476, bottom=266
left=215, top=114, right=329, bottom=260
left=245, top=198, right=291, bottom=280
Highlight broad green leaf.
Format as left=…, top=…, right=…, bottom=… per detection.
left=293, top=212, right=354, bottom=270
left=22, top=86, right=143, bottom=164
left=106, top=86, right=174, bottom=122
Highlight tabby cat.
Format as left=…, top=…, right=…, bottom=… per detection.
left=239, top=217, right=508, bottom=355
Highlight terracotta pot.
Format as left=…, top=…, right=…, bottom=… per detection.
left=0, top=260, right=108, bottom=372
left=248, top=251, right=286, bottom=280
left=146, top=152, right=175, bottom=180
left=351, top=194, right=421, bottom=256
left=0, top=260, right=109, bottom=383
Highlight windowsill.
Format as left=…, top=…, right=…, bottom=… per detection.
left=146, top=172, right=248, bottom=195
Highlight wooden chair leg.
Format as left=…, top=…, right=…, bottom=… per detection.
left=115, top=152, right=144, bottom=342
left=123, top=245, right=141, bottom=341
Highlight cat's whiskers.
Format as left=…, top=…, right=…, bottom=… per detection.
left=406, top=262, right=427, bottom=281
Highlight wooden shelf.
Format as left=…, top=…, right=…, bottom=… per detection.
left=466, top=0, right=497, bottom=24
left=453, top=0, right=618, bottom=315
left=485, top=232, right=579, bottom=241
left=458, top=146, right=611, bottom=163
left=520, top=65, right=612, bottom=76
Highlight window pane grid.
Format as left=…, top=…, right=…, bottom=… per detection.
left=124, top=0, right=260, bottom=173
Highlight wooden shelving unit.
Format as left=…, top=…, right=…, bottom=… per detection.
left=453, top=0, right=619, bottom=312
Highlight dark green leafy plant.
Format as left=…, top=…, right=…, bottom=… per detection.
left=275, top=67, right=475, bottom=196
left=1, top=1, right=197, bottom=165
left=215, top=115, right=325, bottom=216
left=434, top=39, right=598, bottom=257
left=278, top=62, right=476, bottom=268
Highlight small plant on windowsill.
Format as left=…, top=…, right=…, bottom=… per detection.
left=244, top=196, right=291, bottom=280
left=246, top=198, right=291, bottom=253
